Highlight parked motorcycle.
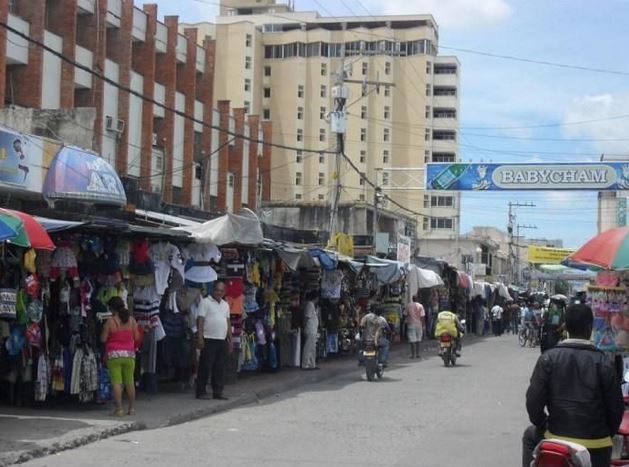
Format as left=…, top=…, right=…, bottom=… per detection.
left=361, top=339, right=384, bottom=382
left=438, top=333, right=457, bottom=367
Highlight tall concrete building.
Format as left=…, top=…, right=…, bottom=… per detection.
left=0, top=0, right=273, bottom=215
left=184, top=0, right=460, bottom=244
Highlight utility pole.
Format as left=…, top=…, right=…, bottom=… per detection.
left=328, top=61, right=394, bottom=252
left=516, top=224, right=537, bottom=286
left=507, top=201, right=535, bottom=285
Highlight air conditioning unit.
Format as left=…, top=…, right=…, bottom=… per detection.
left=116, top=119, right=125, bottom=133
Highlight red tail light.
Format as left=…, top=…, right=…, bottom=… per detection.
left=440, top=334, right=452, bottom=342
left=534, top=441, right=573, bottom=467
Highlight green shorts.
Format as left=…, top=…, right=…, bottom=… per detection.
left=106, top=357, right=135, bottom=386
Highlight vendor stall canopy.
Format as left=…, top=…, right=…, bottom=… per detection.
left=176, top=212, right=263, bottom=246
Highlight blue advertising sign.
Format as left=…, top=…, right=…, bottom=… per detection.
left=0, top=126, right=46, bottom=192
left=43, top=146, right=127, bottom=206
left=426, top=162, right=629, bottom=191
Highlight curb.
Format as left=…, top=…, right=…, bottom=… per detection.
left=1, top=421, right=145, bottom=467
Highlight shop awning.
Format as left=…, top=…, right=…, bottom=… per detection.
left=407, top=265, right=444, bottom=296
left=130, top=224, right=192, bottom=240
left=0, top=209, right=55, bottom=250
left=364, top=256, right=405, bottom=284
left=43, top=146, right=127, bottom=207
left=34, top=216, right=86, bottom=232
left=135, top=209, right=202, bottom=228
left=176, top=212, right=264, bottom=245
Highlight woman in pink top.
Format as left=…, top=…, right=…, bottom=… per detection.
left=101, top=296, right=139, bottom=416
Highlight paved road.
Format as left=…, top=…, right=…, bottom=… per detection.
left=25, top=335, right=539, bottom=467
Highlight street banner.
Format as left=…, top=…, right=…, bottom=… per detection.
left=426, top=162, right=629, bottom=191
left=618, top=198, right=627, bottom=227
left=528, top=246, right=575, bottom=264
left=396, top=235, right=411, bottom=264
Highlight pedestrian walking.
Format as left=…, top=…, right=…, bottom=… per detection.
left=196, top=280, right=232, bottom=400
left=301, top=290, right=320, bottom=370
left=404, top=296, right=425, bottom=359
left=491, top=303, right=503, bottom=336
left=101, top=296, right=140, bottom=417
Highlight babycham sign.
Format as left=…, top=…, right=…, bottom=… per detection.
left=426, top=162, right=629, bottom=191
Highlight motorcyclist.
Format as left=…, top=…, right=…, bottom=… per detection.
left=359, top=305, right=389, bottom=367
left=434, top=310, right=464, bottom=356
left=540, top=298, right=566, bottom=353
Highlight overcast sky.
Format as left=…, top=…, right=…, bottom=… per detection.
left=151, top=0, right=629, bottom=248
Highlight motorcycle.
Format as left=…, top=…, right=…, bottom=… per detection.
left=531, top=439, right=591, bottom=466
left=361, top=339, right=384, bottom=382
left=611, top=371, right=629, bottom=465
left=438, top=333, right=457, bottom=367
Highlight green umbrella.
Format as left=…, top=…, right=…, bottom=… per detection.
left=0, top=213, right=30, bottom=248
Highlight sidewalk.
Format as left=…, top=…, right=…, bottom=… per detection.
left=0, top=336, right=489, bottom=466
left=0, top=344, right=398, bottom=467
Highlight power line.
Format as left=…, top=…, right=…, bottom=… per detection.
left=0, top=21, right=335, bottom=156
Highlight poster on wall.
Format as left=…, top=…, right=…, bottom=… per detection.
left=426, top=162, right=629, bottom=191
left=0, top=126, right=46, bottom=193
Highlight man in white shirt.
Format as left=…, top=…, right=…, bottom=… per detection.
left=196, top=280, right=231, bottom=400
left=302, top=290, right=320, bottom=370
left=491, top=303, right=504, bottom=336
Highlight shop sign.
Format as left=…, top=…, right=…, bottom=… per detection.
left=0, top=126, right=52, bottom=193
left=396, top=235, right=411, bottom=264
left=618, top=198, right=627, bottom=227
left=472, top=263, right=487, bottom=276
left=426, top=162, right=629, bottom=191
left=527, top=246, right=575, bottom=264
left=375, top=232, right=389, bottom=254
left=43, top=146, right=127, bottom=206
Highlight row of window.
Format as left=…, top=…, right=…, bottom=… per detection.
left=294, top=172, right=327, bottom=186
left=423, top=217, right=455, bottom=230
left=294, top=193, right=327, bottom=201
left=264, top=39, right=435, bottom=60
left=424, top=195, right=455, bottom=208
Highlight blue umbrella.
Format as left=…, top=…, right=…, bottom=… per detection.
left=0, top=217, right=18, bottom=242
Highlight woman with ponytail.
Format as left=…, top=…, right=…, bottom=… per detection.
left=101, top=296, right=139, bottom=416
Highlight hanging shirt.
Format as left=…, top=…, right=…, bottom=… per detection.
left=320, top=269, right=344, bottom=299
left=303, top=301, right=319, bottom=335
left=183, top=244, right=221, bottom=284
left=149, top=242, right=185, bottom=295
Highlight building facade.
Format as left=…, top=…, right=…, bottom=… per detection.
left=0, top=0, right=272, bottom=214
left=183, top=0, right=461, bottom=240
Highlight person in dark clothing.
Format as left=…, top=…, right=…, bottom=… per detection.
left=522, top=304, right=624, bottom=467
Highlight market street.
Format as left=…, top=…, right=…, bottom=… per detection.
left=24, top=335, right=539, bottom=467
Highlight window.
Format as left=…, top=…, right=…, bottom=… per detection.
left=434, top=64, right=457, bottom=74
left=425, top=105, right=431, bottom=118
left=385, top=61, right=391, bottom=75
left=361, top=106, right=368, bottom=119
left=434, top=86, right=457, bottom=96
left=425, top=129, right=430, bottom=141
left=359, top=176, right=365, bottom=186
left=297, top=129, right=303, bottom=142
left=426, top=84, right=431, bottom=96
left=320, top=107, right=326, bottom=119
left=297, top=106, right=304, bottom=120
left=245, top=56, right=251, bottom=69
left=432, top=130, right=456, bottom=141
left=320, top=85, right=327, bottom=98
left=359, top=194, right=365, bottom=202
left=432, top=153, right=456, bottom=163
left=430, top=218, right=454, bottom=229
left=360, top=128, right=367, bottom=142
left=383, top=106, right=390, bottom=119
left=424, top=150, right=431, bottom=163
left=319, top=154, right=325, bottom=164
left=296, top=151, right=303, bottom=163
left=264, top=66, right=271, bottom=76
left=264, top=87, right=271, bottom=98
left=433, top=108, right=457, bottom=119
left=246, top=34, right=252, bottom=47
left=383, top=150, right=389, bottom=164
left=321, top=63, right=327, bottom=76
left=318, top=172, right=325, bottom=185
left=228, top=173, right=235, bottom=188
left=360, top=150, right=366, bottom=163
left=244, top=79, right=251, bottom=92
left=318, top=194, right=325, bottom=200
left=319, top=128, right=326, bottom=142
left=298, top=85, right=304, bottom=98
left=431, top=195, right=454, bottom=207
left=362, top=62, right=368, bottom=75
left=426, top=61, right=432, bottom=74
left=295, top=172, right=302, bottom=185
left=383, top=128, right=390, bottom=142
left=382, top=173, right=389, bottom=186
left=263, top=108, right=271, bottom=120
left=423, top=195, right=429, bottom=208
left=384, top=85, right=391, bottom=97
left=295, top=193, right=302, bottom=200
left=423, top=217, right=429, bottom=231
left=244, top=101, right=250, bottom=113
